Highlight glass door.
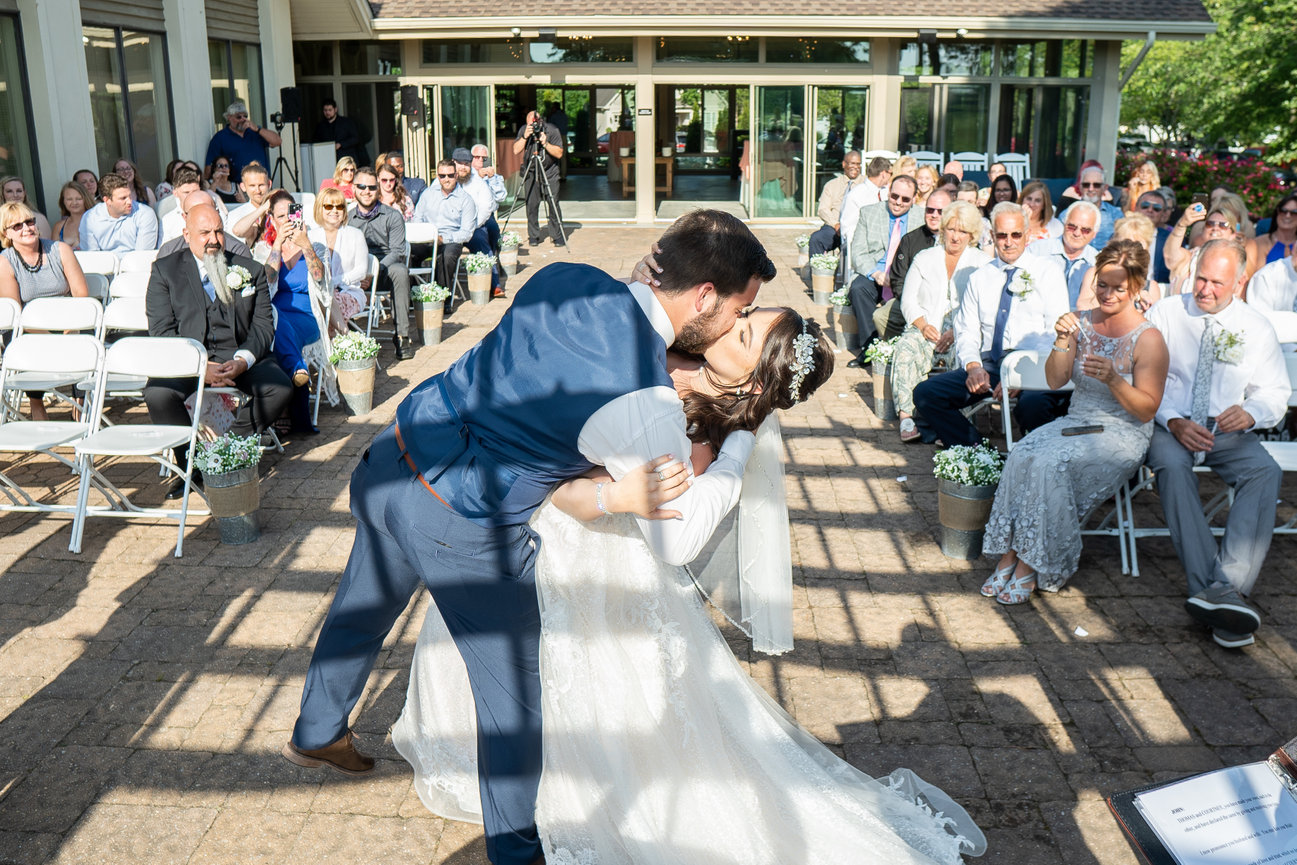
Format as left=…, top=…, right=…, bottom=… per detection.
left=752, top=85, right=805, bottom=218
left=436, top=84, right=492, bottom=161
left=812, top=86, right=868, bottom=201
left=997, top=84, right=1088, bottom=179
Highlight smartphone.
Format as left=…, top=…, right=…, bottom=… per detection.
left=288, top=202, right=304, bottom=222
left=1061, top=425, right=1104, bottom=436
left=481, top=156, right=492, bottom=168
left=1191, top=192, right=1209, bottom=209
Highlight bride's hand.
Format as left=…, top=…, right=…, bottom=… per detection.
left=630, top=242, right=664, bottom=287
left=607, top=454, right=691, bottom=520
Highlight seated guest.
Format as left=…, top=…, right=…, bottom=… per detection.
left=979, top=174, right=1018, bottom=248
left=1248, top=192, right=1297, bottom=267
left=1019, top=181, right=1062, bottom=242
left=145, top=204, right=292, bottom=496
left=471, top=142, right=507, bottom=260
left=81, top=172, right=159, bottom=254
left=982, top=241, right=1169, bottom=604
left=1, top=176, right=52, bottom=238
left=1056, top=159, right=1116, bottom=211
left=377, top=163, right=414, bottom=220
left=883, top=189, right=952, bottom=340
left=308, top=186, right=370, bottom=335
left=913, top=165, right=940, bottom=210
left=838, top=156, right=891, bottom=261
left=320, top=157, right=357, bottom=199
left=158, top=192, right=250, bottom=258
left=412, top=158, right=477, bottom=297
left=845, top=174, right=918, bottom=365
left=912, top=202, right=1070, bottom=446
left=227, top=162, right=273, bottom=246
left=1059, top=165, right=1122, bottom=250
left=351, top=166, right=413, bottom=359
left=936, top=173, right=961, bottom=196
left=1076, top=214, right=1161, bottom=311
left=1027, top=201, right=1098, bottom=308
left=159, top=168, right=230, bottom=246
left=943, top=160, right=964, bottom=180
left=0, top=202, right=91, bottom=420
left=377, top=151, right=426, bottom=205
left=1134, top=189, right=1173, bottom=283
left=254, top=190, right=332, bottom=433
left=112, top=158, right=158, bottom=208
left=1123, top=160, right=1161, bottom=216
left=1244, top=240, right=1297, bottom=346
left=1144, top=240, right=1291, bottom=648
left=155, top=159, right=184, bottom=202
left=73, top=169, right=98, bottom=202
left=977, top=162, right=1007, bottom=207
left=1166, top=200, right=1249, bottom=297
left=208, top=157, right=246, bottom=205
left=52, top=181, right=93, bottom=250
left=955, top=180, right=980, bottom=207
left=453, top=147, right=504, bottom=296
left=808, top=150, right=862, bottom=257
left=892, top=200, right=989, bottom=442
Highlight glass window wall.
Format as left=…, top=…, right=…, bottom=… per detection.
left=0, top=15, right=36, bottom=193
left=340, top=40, right=402, bottom=76
left=898, top=41, right=992, bottom=77
left=766, top=38, right=870, bottom=64
left=436, top=85, right=492, bottom=161
left=752, top=85, right=804, bottom=218
left=813, top=87, right=868, bottom=200
left=84, top=26, right=174, bottom=184
left=293, top=42, right=334, bottom=77
left=656, top=37, right=757, bottom=63
left=530, top=38, right=632, bottom=63
left=210, top=40, right=264, bottom=131
left=1000, top=40, right=1093, bottom=78
left=422, top=39, right=524, bottom=64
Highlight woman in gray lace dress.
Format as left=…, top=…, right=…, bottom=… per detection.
left=981, top=240, right=1169, bottom=604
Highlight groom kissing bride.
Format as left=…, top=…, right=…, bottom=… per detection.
left=284, top=210, right=985, bottom=865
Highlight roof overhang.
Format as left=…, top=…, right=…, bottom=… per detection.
left=290, top=0, right=376, bottom=39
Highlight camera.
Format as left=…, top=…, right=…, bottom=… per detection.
left=270, top=111, right=284, bottom=127
left=528, top=120, right=545, bottom=140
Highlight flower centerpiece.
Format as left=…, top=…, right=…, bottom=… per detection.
left=862, top=336, right=901, bottom=420
left=808, top=252, right=838, bottom=304
left=795, top=234, right=811, bottom=267
left=463, top=252, right=496, bottom=304
left=932, top=443, right=1005, bottom=560
left=499, top=231, right=522, bottom=275
left=192, top=431, right=262, bottom=544
left=829, top=286, right=857, bottom=351
left=861, top=335, right=899, bottom=366
left=412, top=282, right=452, bottom=346
left=329, top=332, right=381, bottom=415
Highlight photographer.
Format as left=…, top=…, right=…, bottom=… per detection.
left=512, top=110, right=565, bottom=248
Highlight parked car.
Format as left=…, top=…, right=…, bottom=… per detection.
left=597, top=132, right=610, bottom=154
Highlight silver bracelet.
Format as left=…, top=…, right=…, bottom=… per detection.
left=1051, top=343, right=1071, bottom=354
left=594, top=482, right=608, bottom=516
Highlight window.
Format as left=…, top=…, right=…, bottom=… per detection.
left=293, top=41, right=334, bottom=77
left=1000, top=40, right=1093, bottom=78
left=83, top=26, right=175, bottom=184
left=898, top=41, right=992, bottom=77
left=340, top=40, right=402, bottom=76
left=765, top=38, right=870, bottom=64
left=421, top=39, right=524, bottom=64
left=209, top=40, right=265, bottom=131
left=529, top=37, right=632, bottom=63
left=656, top=37, right=757, bottom=63
left=0, top=16, right=36, bottom=196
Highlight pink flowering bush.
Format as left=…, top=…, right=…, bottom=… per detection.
left=1116, top=148, right=1287, bottom=219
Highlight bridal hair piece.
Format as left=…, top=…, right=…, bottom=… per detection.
left=788, top=319, right=817, bottom=403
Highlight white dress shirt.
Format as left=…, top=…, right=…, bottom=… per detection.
left=900, top=245, right=990, bottom=328
left=460, top=174, right=497, bottom=229
left=954, top=251, right=1069, bottom=369
left=81, top=201, right=159, bottom=253
left=158, top=193, right=231, bottom=245
left=1147, top=293, right=1291, bottom=430
left=1246, top=258, right=1297, bottom=345
left=576, top=280, right=755, bottom=566
left=309, top=224, right=369, bottom=309
left=839, top=178, right=886, bottom=255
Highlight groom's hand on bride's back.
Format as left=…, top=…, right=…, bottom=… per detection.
left=611, top=455, right=692, bottom=520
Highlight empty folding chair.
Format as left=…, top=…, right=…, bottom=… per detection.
left=0, top=297, right=18, bottom=344
left=69, top=336, right=210, bottom=557
left=950, top=151, right=989, bottom=173
left=909, top=150, right=944, bottom=169
left=83, top=273, right=110, bottom=304
left=109, top=271, right=151, bottom=300
left=994, top=153, right=1031, bottom=185
left=74, top=250, right=118, bottom=280
left=8, top=297, right=105, bottom=419
left=118, top=249, right=159, bottom=274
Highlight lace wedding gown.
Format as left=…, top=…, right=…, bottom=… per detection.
left=983, top=313, right=1156, bottom=590
left=392, top=434, right=986, bottom=864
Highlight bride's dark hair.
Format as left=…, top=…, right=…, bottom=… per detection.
left=682, top=309, right=834, bottom=454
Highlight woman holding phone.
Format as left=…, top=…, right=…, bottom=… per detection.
left=980, top=240, right=1168, bottom=605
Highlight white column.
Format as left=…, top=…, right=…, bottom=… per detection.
left=633, top=36, right=655, bottom=224
left=162, top=0, right=214, bottom=164
left=869, top=40, right=900, bottom=153
left=1088, top=40, right=1123, bottom=179
left=17, top=0, right=96, bottom=214
left=259, top=0, right=300, bottom=190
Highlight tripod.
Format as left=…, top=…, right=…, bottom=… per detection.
left=270, top=118, right=300, bottom=191
left=502, top=134, right=568, bottom=249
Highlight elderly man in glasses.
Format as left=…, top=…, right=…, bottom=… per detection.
left=205, top=101, right=282, bottom=184
left=912, top=202, right=1070, bottom=446
left=1027, top=200, right=1100, bottom=308
left=845, top=174, right=919, bottom=367
left=1059, top=165, right=1122, bottom=251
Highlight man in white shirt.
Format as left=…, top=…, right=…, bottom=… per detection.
left=454, top=147, right=505, bottom=296
left=838, top=156, right=892, bottom=267
left=81, top=172, right=159, bottom=254
left=1027, top=200, right=1099, bottom=308
left=1245, top=245, right=1297, bottom=346
left=158, top=168, right=229, bottom=246
left=912, top=202, right=1069, bottom=446
left=227, top=162, right=273, bottom=246
left=1145, top=239, right=1291, bottom=649
left=808, top=150, right=862, bottom=256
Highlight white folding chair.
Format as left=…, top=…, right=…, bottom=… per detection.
left=354, top=254, right=387, bottom=338
left=118, top=249, right=159, bottom=274
left=0, top=297, right=19, bottom=342
left=8, top=297, right=105, bottom=420
left=297, top=192, right=318, bottom=230
left=79, top=297, right=151, bottom=417
left=0, top=334, right=106, bottom=514
left=1258, top=354, right=1297, bottom=536
left=109, top=271, right=151, bottom=300
left=69, top=337, right=210, bottom=557
left=156, top=195, right=180, bottom=220
left=83, top=273, right=110, bottom=304
left=995, top=153, right=1031, bottom=185
left=863, top=150, right=899, bottom=162
left=950, top=151, right=989, bottom=172
left=74, top=250, right=119, bottom=280
left=909, top=150, right=944, bottom=169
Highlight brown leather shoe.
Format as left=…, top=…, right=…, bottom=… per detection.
left=281, top=730, right=375, bottom=776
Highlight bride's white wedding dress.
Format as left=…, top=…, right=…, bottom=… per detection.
left=392, top=423, right=986, bottom=865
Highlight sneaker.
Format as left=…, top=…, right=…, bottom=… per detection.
left=899, top=418, right=920, bottom=442
left=1185, top=582, right=1261, bottom=634
left=1211, top=627, right=1255, bottom=649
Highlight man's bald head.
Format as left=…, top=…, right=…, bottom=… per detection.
left=179, top=189, right=209, bottom=217
left=184, top=204, right=225, bottom=259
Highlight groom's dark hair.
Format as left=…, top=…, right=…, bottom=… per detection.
left=655, top=209, right=776, bottom=297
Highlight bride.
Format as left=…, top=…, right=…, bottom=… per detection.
left=392, top=307, right=987, bottom=865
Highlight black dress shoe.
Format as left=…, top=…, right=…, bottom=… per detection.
left=165, top=472, right=202, bottom=500
left=393, top=337, right=414, bottom=360
left=846, top=355, right=866, bottom=369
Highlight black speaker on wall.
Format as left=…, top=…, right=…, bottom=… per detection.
left=279, top=87, right=302, bottom=123
left=400, top=85, right=420, bottom=117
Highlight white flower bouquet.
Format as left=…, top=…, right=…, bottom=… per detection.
left=329, top=332, right=380, bottom=364
left=932, top=443, right=1004, bottom=487
left=463, top=252, right=496, bottom=274
left=413, top=281, right=451, bottom=303
left=499, top=231, right=522, bottom=250
left=1214, top=328, right=1244, bottom=365
left=861, top=335, right=900, bottom=365
left=795, top=234, right=811, bottom=251
left=808, top=252, right=839, bottom=274
left=830, top=287, right=852, bottom=308
left=192, top=432, right=261, bottom=475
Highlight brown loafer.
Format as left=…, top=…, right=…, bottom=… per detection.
left=281, top=730, right=375, bottom=775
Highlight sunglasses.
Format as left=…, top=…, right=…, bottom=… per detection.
left=321, top=203, right=346, bottom=211
left=1205, top=219, right=1234, bottom=230
left=437, top=173, right=457, bottom=179
left=215, top=162, right=230, bottom=169
left=1138, top=202, right=1165, bottom=212
left=354, top=183, right=378, bottom=190
left=994, top=231, right=1025, bottom=240
left=5, top=217, right=36, bottom=231
left=889, top=193, right=913, bottom=203
left=379, top=177, right=396, bottom=183
left=924, top=206, right=943, bottom=215
left=1278, top=208, right=1297, bottom=217
left=1079, top=181, right=1103, bottom=189
left=1064, top=223, right=1095, bottom=235
left=341, top=168, right=356, bottom=174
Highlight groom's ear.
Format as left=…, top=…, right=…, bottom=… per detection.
left=692, top=282, right=716, bottom=311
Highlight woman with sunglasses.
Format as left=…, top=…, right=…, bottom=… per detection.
left=1166, top=199, right=1252, bottom=296
left=319, top=157, right=357, bottom=200
left=0, top=201, right=91, bottom=420
left=208, top=158, right=246, bottom=205
left=308, top=186, right=368, bottom=335
left=1248, top=191, right=1297, bottom=268
left=377, top=164, right=413, bottom=220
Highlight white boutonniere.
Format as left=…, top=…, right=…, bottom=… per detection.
left=1214, top=328, right=1244, bottom=364
left=225, top=265, right=253, bottom=294
left=1009, top=270, right=1034, bottom=298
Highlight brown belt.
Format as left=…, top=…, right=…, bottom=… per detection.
left=394, top=422, right=453, bottom=511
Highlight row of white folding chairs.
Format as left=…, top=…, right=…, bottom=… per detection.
left=0, top=331, right=208, bottom=556
left=867, top=151, right=1031, bottom=183
left=74, top=249, right=158, bottom=281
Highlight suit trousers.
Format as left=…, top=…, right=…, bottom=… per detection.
left=1144, top=426, right=1280, bottom=598
left=378, top=262, right=411, bottom=337
left=912, top=367, right=1070, bottom=447
left=143, top=359, right=292, bottom=466
left=292, top=424, right=543, bottom=865
left=808, top=224, right=840, bottom=256
left=848, top=274, right=883, bottom=349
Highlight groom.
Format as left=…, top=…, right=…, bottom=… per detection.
left=285, top=209, right=775, bottom=865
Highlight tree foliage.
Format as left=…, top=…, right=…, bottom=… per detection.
left=1121, top=0, right=1297, bottom=161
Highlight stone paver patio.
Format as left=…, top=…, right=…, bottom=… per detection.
left=0, top=223, right=1294, bottom=865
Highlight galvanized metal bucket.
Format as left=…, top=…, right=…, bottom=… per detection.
left=336, top=358, right=376, bottom=415
left=937, top=477, right=996, bottom=560
left=205, top=466, right=260, bottom=545
left=415, top=301, right=443, bottom=346
left=811, top=270, right=834, bottom=305
left=871, top=361, right=896, bottom=421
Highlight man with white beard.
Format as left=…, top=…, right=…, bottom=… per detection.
left=144, top=204, right=291, bottom=498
